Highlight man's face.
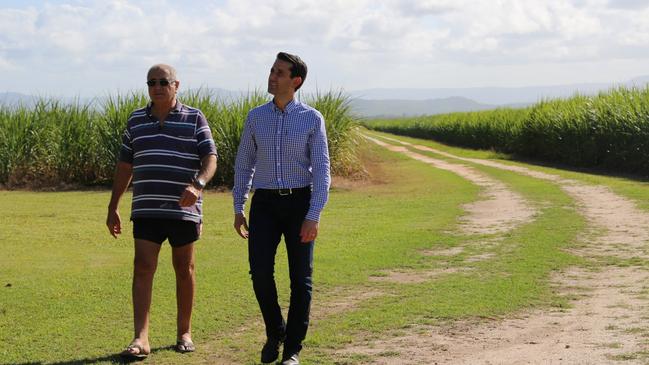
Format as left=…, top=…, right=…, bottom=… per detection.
left=147, top=68, right=179, bottom=105
left=268, top=59, right=300, bottom=97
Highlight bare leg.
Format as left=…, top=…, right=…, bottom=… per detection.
left=129, top=239, right=161, bottom=354
left=172, top=242, right=195, bottom=342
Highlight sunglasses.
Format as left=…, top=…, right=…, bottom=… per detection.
left=146, top=79, right=174, bottom=87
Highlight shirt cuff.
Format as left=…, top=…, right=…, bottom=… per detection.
left=305, top=209, right=321, bottom=222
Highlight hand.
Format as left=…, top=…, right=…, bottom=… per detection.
left=234, top=213, right=249, bottom=239
left=300, top=219, right=319, bottom=243
left=106, top=209, right=122, bottom=238
left=179, top=185, right=201, bottom=207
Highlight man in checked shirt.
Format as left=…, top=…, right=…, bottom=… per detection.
left=233, top=52, right=331, bottom=365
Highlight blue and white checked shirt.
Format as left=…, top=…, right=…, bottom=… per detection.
left=233, top=99, right=331, bottom=221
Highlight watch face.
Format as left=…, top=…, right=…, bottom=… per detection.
left=194, top=178, right=206, bottom=189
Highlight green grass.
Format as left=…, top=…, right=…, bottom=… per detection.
left=0, top=139, right=472, bottom=364
left=309, top=136, right=585, bottom=364
left=0, top=134, right=605, bottom=365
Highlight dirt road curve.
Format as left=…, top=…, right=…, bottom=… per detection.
left=348, top=134, right=649, bottom=364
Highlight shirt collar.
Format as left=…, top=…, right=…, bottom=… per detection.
left=271, top=98, right=299, bottom=114
left=146, top=100, right=183, bottom=116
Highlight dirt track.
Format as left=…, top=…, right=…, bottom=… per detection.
left=346, top=134, right=649, bottom=364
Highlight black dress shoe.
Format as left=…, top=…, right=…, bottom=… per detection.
left=281, top=353, right=299, bottom=365
left=260, top=336, right=284, bottom=364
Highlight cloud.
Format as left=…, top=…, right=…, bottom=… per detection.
left=396, top=0, right=458, bottom=15
left=1, top=0, right=648, bottom=95
left=607, top=0, right=649, bottom=9
left=0, top=0, right=640, bottom=67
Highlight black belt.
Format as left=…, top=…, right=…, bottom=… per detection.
left=254, top=186, right=311, bottom=196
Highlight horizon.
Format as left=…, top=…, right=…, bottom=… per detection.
left=2, top=74, right=647, bottom=99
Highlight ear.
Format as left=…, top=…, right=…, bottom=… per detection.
left=292, top=76, right=302, bottom=90
left=174, top=80, right=180, bottom=93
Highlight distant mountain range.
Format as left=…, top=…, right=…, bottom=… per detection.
left=346, top=76, right=649, bottom=118
left=0, top=92, right=37, bottom=105
left=351, top=76, right=649, bottom=103
left=349, top=96, right=500, bottom=119
left=3, top=76, right=648, bottom=118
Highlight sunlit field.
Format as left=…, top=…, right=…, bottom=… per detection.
left=0, top=90, right=361, bottom=189
left=364, top=86, right=649, bottom=176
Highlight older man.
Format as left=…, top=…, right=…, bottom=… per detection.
left=233, top=52, right=331, bottom=365
left=106, top=64, right=217, bottom=359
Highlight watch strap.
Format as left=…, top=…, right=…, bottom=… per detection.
left=192, top=177, right=206, bottom=190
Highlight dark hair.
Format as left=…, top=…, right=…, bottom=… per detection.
left=277, top=52, right=307, bottom=91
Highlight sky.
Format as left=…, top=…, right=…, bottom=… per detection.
left=1, top=0, right=649, bottom=97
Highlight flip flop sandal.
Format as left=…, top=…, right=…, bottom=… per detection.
left=120, top=343, right=149, bottom=360
left=175, top=339, right=195, bottom=353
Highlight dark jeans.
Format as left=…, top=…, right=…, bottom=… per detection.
left=248, top=188, right=314, bottom=355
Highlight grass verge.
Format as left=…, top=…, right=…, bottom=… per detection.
left=1, top=138, right=585, bottom=364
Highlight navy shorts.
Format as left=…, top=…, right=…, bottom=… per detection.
left=132, top=218, right=201, bottom=247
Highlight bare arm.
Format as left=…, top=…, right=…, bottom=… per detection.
left=198, top=154, right=218, bottom=184
left=106, top=161, right=133, bottom=238
left=179, top=154, right=218, bottom=207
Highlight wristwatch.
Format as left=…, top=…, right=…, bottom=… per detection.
left=192, top=177, right=206, bottom=190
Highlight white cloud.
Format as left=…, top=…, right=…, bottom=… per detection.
left=0, top=0, right=648, bottom=95
left=396, top=0, right=458, bottom=15
left=607, top=0, right=649, bottom=9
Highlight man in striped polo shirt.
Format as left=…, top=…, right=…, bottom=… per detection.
left=233, top=52, right=331, bottom=365
left=106, top=64, right=217, bottom=359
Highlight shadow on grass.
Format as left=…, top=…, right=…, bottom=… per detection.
left=3, top=345, right=175, bottom=365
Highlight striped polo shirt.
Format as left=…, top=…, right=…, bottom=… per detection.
left=119, top=101, right=217, bottom=223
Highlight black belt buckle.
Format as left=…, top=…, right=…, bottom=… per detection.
left=278, top=188, right=292, bottom=196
